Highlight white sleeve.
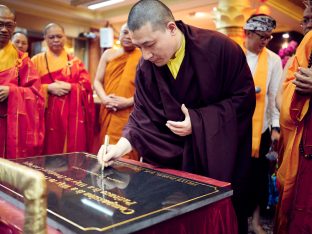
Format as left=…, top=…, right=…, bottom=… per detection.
left=268, top=54, right=283, bottom=128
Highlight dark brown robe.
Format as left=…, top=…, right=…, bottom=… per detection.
left=123, top=21, right=255, bottom=232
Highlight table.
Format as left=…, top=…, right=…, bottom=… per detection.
left=0, top=152, right=238, bottom=233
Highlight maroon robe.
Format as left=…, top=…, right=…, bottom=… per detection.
left=123, top=21, right=255, bottom=232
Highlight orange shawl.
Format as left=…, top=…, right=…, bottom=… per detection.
left=276, top=31, right=312, bottom=233
left=99, top=48, right=141, bottom=159
left=249, top=48, right=269, bottom=157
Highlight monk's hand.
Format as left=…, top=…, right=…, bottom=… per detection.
left=56, top=81, right=71, bottom=91
left=48, top=81, right=71, bottom=96
left=0, top=86, right=9, bottom=102
left=166, top=104, right=192, bottom=136
left=108, top=95, right=133, bottom=110
left=293, top=67, right=312, bottom=95
left=102, top=94, right=116, bottom=111
left=97, top=137, right=132, bottom=167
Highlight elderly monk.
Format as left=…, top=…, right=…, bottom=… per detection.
left=32, top=23, right=94, bottom=154
left=97, top=1, right=256, bottom=233
left=243, top=14, right=282, bottom=234
left=93, top=24, right=141, bottom=160
left=0, top=5, right=44, bottom=158
left=12, top=31, right=28, bottom=53
left=275, top=23, right=312, bottom=234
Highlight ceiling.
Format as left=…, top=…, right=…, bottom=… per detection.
left=1, top=0, right=306, bottom=35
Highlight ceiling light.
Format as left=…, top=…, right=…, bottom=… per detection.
left=88, top=0, right=124, bottom=10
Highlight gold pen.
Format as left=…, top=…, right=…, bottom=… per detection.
left=101, top=135, right=110, bottom=174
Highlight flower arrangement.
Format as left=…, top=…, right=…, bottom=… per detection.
left=278, top=40, right=298, bottom=68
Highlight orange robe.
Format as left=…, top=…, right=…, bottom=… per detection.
left=0, top=42, right=44, bottom=158
left=99, top=48, right=141, bottom=160
left=32, top=50, right=94, bottom=154
left=276, top=31, right=312, bottom=233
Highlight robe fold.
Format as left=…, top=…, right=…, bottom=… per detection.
left=0, top=42, right=44, bottom=158
left=32, top=50, right=94, bottom=154
left=276, top=30, right=312, bottom=234
left=99, top=48, right=141, bottom=160
left=123, top=21, right=255, bottom=218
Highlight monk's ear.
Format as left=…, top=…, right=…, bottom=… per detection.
left=167, top=22, right=177, bottom=35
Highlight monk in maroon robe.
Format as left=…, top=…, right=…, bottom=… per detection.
left=97, top=1, right=255, bottom=233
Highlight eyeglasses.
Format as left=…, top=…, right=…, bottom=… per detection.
left=253, top=31, right=273, bottom=42
left=0, top=21, right=16, bottom=31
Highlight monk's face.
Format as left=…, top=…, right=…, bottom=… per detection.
left=0, top=7, right=15, bottom=49
left=246, top=30, right=272, bottom=54
left=302, top=7, right=312, bottom=35
left=45, top=25, right=66, bottom=54
left=12, top=32, right=28, bottom=52
left=130, top=21, right=178, bottom=66
left=119, top=25, right=135, bottom=51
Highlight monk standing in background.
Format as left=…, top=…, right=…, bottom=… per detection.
left=0, top=5, right=44, bottom=158
left=93, top=24, right=141, bottom=160
left=275, top=22, right=312, bottom=234
left=32, top=23, right=94, bottom=154
left=11, top=31, right=28, bottom=53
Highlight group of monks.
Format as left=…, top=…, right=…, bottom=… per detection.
left=0, top=5, right=95, bottom=158
left=1, top=0, right=312, bottom=233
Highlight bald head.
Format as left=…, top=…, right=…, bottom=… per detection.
left=127, top=0, right=175, bottom=32
left=0, top=5, right=16, bottom=49
left=0, top=5, right=15, bottom=20
left=43, top=23, right=64, bottom=36
left=119, top=23, right=135, bottom=51
left=43, top=23, right=66, bottom=55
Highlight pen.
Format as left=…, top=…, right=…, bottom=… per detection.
left=101, top=135, right=110, bottom=174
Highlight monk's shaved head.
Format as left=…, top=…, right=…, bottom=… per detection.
left=127, top=0, right=175, bottom=32
left=43, top=23, right=65, bottom=36
left=0, top=5, right=15, bottom=20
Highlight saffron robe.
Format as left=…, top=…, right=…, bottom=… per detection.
left=99, top=48, right=141, bottom=160
left=0, top=42, right=44, bottom=158
left=32, top=50, right=94, bottom=154
left=123, top=21, right=255, bottom=220
left=276, top=30, right=312, bottom=234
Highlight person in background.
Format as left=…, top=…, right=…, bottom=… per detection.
left=275, top=1, right=312, bottom=233
left=0, top=4, right=44, bottom=158
left=32, top=23, right=94, bottom=154
left=276, top=2, right=312, bottom=110
left=97, top=1, right=256, bottom=233
left=93, top=24, right=141, bottom=160
left=12, top=31, right=28, bottom=53
left=243, top=14, right=282, bottom=234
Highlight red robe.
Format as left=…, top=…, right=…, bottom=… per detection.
left=0, top=46, right=44, bottom=158
left=32, top=51, right=94, bottom=154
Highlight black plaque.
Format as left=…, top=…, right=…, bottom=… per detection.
left=0, top=152, right=232, bottom=233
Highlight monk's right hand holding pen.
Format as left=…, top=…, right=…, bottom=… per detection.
left=97, top=137, right=132, bottom=167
